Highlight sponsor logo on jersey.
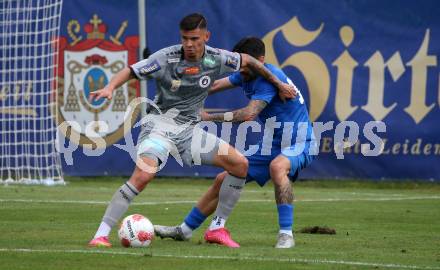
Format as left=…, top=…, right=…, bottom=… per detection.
left=166, top=50, right=181, bottom=57
left=167, top=58, right=180, bottom=64
left=175, top=66, right=184, bottom=76
left=207, top=49, right=220, bottom=55
left=139, top=60, right=161, bottom=75
left=203, top=55, right=216, bottom=67
left=170, top=79, right=181, bottom=92
left=225, top=55, right=239, bottom=70
left=184, top=66, right=200, bottom=75
left=199, top=75, right=211, bottom=88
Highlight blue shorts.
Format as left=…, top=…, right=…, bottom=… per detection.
left=245, top=142, right=315, bottom=187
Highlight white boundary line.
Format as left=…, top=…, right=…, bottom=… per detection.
left=0, top=248, right=438, bottom=270
left=0, top=196, right=439, bottom=206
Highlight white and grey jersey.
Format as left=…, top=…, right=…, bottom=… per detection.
left=131, top=45, right=241, bottom=124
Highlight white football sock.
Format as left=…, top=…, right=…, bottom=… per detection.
left=94, top=221, right=111, bottom=238
left=208, top=174, right=245, bottom=231
left=279, top=229, right=293, bottom=236
left=208, top=215, right=226, bottom=230
left=180, top=222, right=193, bottom=238
left=209, top=174, right=246, bottom=230
left=94, top=182, right=139, bottom=239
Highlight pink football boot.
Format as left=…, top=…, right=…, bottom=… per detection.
left=88, top=236, right=112, bottom=248
left=204, top=228, right=240, bottom=248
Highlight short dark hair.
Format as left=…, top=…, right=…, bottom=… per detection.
left=232, top=37, right=265, bottom=58
left=180, top=13, right=207, bottom=31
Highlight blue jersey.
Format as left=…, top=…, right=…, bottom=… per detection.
left=228, top=63, right=313, bottom=148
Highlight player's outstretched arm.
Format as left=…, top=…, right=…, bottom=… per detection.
left=89, top=67, right=135, bottom=101
left=240, top=54, right=296, bottom=102
left=208, top=77, right=235, bottom=95
left=203, top=100, right=267, bottom=122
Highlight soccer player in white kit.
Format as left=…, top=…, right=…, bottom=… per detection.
left=88, top=13, right=295, bottom=248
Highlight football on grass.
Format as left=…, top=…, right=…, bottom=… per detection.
left=118, top=214, right=154, bottom=247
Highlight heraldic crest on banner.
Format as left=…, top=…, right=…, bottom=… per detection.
left=56, top=14, right=140, bottom=148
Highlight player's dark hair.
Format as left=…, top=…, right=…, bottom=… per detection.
left=180, top=13, right=207, bottom=31
left=232, top=37, right=265, bottom=59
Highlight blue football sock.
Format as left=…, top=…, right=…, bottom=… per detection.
left=277, top=204, right=294, bottom=231
left=184, top=207, right=207, bottom=230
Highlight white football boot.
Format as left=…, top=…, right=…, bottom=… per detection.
left=154, top=225, right=191, bottom=241
left=275, top=233, right=295, bottom=248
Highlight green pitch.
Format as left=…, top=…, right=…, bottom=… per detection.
left=1, top=177, right=439, bottom=270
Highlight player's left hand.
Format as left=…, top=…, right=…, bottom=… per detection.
left=278, top=82, right=297, bottom=102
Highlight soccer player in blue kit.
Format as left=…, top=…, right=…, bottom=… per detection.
left=155, top=37, right=317, bottom=248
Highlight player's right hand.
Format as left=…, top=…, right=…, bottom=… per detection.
left=200, top=110, right=211, bottom=121
left=278, top=82, right=297, bottom=102
left=89, top=87, right=113, bottom=102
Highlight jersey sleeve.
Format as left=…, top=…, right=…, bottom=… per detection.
left=219, top=49, right=241, bottom=75
left=228, top=72, right=243, bottom=87
left=251, top=78, right=277, bottom=104
left=130, top=49, right=167, bottom=80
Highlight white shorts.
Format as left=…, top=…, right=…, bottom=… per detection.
left=137, top=121, right=225, bottom=166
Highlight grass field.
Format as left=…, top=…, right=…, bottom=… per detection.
left=1, top=177, right=439, bottom=270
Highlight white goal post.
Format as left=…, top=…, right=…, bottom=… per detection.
left=0, top=0, right=64, bottom=185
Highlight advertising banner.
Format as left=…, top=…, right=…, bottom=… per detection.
left=58, top=0, right=440, bottom=180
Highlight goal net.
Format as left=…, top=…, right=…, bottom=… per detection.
left=0, top=0, right=64, bottom=185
